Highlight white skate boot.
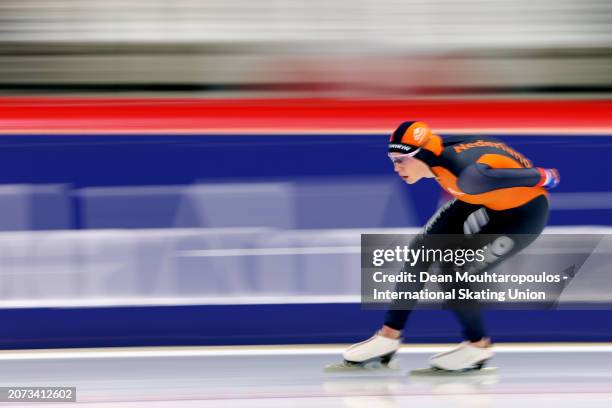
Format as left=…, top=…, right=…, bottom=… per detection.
left=325, top=331, right=401, bottom=372
left=411, top=342, right=495, bottom=375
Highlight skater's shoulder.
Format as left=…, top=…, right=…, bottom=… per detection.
left=441, top=134, right=505, bottom=150
left=439, top=134, right=527, bottom=166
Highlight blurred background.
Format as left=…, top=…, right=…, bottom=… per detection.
left=0, top=0, right=611, bottom=97
left=0, top=0, right=611, bottom=349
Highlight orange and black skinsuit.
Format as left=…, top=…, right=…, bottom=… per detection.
left=384, top=122, right=557, bottom=341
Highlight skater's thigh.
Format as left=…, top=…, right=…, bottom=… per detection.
left=475, top=195, right=550, bottom=259
left=423, top=199, right=483, bottom=235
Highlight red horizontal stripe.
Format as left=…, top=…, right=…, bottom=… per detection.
left=1, top=98, right=611, bottom=133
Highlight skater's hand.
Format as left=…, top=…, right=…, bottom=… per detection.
left=537, top=168, right=560, bottom=189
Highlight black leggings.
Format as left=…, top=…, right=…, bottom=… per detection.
left=384, top=194, right=549, bottom=342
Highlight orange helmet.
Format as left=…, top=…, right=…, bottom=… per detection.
left=388, top=121, right=443, bottom=158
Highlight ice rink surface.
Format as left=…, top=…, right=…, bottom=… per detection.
left=1, top=344, right=612, bottom=407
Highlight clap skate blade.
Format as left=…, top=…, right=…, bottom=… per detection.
left=409, top=360, right=497, bottom=376
left=324, top=352, right=399, bottom=372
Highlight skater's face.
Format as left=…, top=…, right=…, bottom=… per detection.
left=389, top=153, right=433, bottom=184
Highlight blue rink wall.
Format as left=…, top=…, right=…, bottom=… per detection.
left=0, top=133, right=611, bottom=348
left=1, top=305, right=612, bottom=349
left=0, top=133, right=610, bottom=227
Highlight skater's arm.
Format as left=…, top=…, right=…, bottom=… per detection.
left=457, top=163, right=559, bottom=194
